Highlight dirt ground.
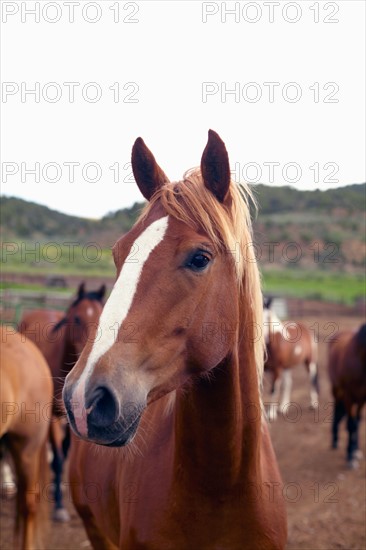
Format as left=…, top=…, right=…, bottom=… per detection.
left=1, top=315, right=365, bottom=550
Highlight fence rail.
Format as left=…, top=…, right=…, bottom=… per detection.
left=1, top=290, right=363, bottom=331
left=0, top=289, right=73, bottom=327
left=0, top=273, right=114, bottom=326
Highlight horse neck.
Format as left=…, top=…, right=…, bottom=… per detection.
left=174, top=333, right=262, bottom=493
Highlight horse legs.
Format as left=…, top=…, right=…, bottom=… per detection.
left=8, top=437, right=43, bottom=550
left=49, top=417, right=70, bottom=522
left=1, top=458, right=17, bottom=498
left=307, top=361, right=319, bottom=409
left=346, top=404, right=363, bottom=468
left=62, top=424, right=71, bottom=458
left=332, top=399, right=346, bottom=449
left=279, top=369, right=292, bottom=415
left=268, top=370, right=281, bottom=421
left=0, top=438, right=17, bottom=498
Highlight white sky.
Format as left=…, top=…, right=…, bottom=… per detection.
left=1, top=0, right=365, bottom=218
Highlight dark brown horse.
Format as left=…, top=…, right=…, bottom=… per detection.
left=328, top=323, right=366, bottom=468
left=18, top=282, right=105, bottom=521
left=63, top=131, right=287, bottom=549
left=1, top=327, right=53, bottom=549
left=263, top=298, right=319, bottom=421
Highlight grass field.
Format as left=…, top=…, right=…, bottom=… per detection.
left=262, top=269, right=365, bottom=305
left=1, top=243, right=114, bottom=277
left=1, top=266, right=364, bottom=306
left=0, top=281, right=71, bottom=293
left=1, top=241, right=364, bottom=305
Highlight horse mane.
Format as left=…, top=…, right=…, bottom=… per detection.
left=139, top=168, right=265, bottom=400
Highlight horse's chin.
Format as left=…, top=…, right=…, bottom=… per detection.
left=88, top=414, right=142, bottom=448
left=103, top=433, right=136, bottom=447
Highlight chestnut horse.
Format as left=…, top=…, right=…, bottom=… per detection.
left=263, top=298, right=319, bottom=421
left=328, top=323, right=366, bottom=468
left=18, top=282, right=105, bottom=521
left=63, top=131, right=287, bottom=549
left=0, top=327, right=53, bottom=549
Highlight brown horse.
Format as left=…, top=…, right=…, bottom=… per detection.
left=0, top=327, right=53, bottom=549
left=18, top=282, right=105, bottom=521
left=63, top=130, right=287, bottom=549
left=263, top=298, right=319, bottom=421
left=328, top=323, right=366, bottom=468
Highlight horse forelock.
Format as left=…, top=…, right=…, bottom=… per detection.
left=140, top=168, right=255, bottom=283
left=139, top=168, right=265, bottom=406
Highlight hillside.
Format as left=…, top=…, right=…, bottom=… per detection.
left=1, top=183, right=365, bottom=274
left=252, top=183, right=365, bottom=214
left=0, top=197, right=145, bottom=247
left=252, top=184, right=365, bottom=272
left=1, top=196, right=98, bottom=240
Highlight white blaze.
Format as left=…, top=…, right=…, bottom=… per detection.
left=71, top=215, right=169, bottom=434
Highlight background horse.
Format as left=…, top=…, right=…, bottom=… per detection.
left=328, top=323, right=366, bottom=468
left=0, top=328, right=53, bottom=549
left=263, top=298, right=319, bottom=420
left=18, top=282, right=105, bottom=521
left=63, top=131, right=287, bottom=549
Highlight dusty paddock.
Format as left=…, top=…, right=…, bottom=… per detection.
left=1, top=315, right=365, bottom=549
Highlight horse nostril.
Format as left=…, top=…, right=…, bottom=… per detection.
left=86, top=386, right=119, bottom=429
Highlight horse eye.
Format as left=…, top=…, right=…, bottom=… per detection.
left=186, top=252, right=211, bottom=272
left=74, top=316, right=81, bottom=326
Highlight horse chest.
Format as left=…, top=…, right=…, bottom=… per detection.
left=131, top=488, right=283, bottom=550
left=142, top=512, right=281, bottom=550
left=104, top=468, right=281, bottom=549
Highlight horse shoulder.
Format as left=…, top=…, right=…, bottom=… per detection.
left=328, top=332, right=350, bottom=381
left=339, top=337, right=366, bottom=401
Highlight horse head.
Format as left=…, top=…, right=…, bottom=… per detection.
left=63, top=131, right=263, bottom=447
left=54, top=282, right=106, bottom=357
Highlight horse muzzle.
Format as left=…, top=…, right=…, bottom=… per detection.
left=63, top=381, right=144, bottom=447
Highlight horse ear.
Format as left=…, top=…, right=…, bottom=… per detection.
left=264, top=297, right=273, bottom=309
left=97, top=284, right=106, bottom=301
left=201, top=130, right=231, bottom=203
left=131, top=137, right=170, bottom=201
left=77, top=282, right=85, bottom=299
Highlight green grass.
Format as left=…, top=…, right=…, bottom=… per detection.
left=1, top=243, right=115, bottom=277
left=0, top=281, right=72, bottom=293
left=262, top=269, right=365, bottom=305
left=1, top=270, right=364, bottom=306
left=1, top=240, right=364, bottom=305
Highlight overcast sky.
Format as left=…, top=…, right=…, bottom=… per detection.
left=1, top=1, right=365, bottom=218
